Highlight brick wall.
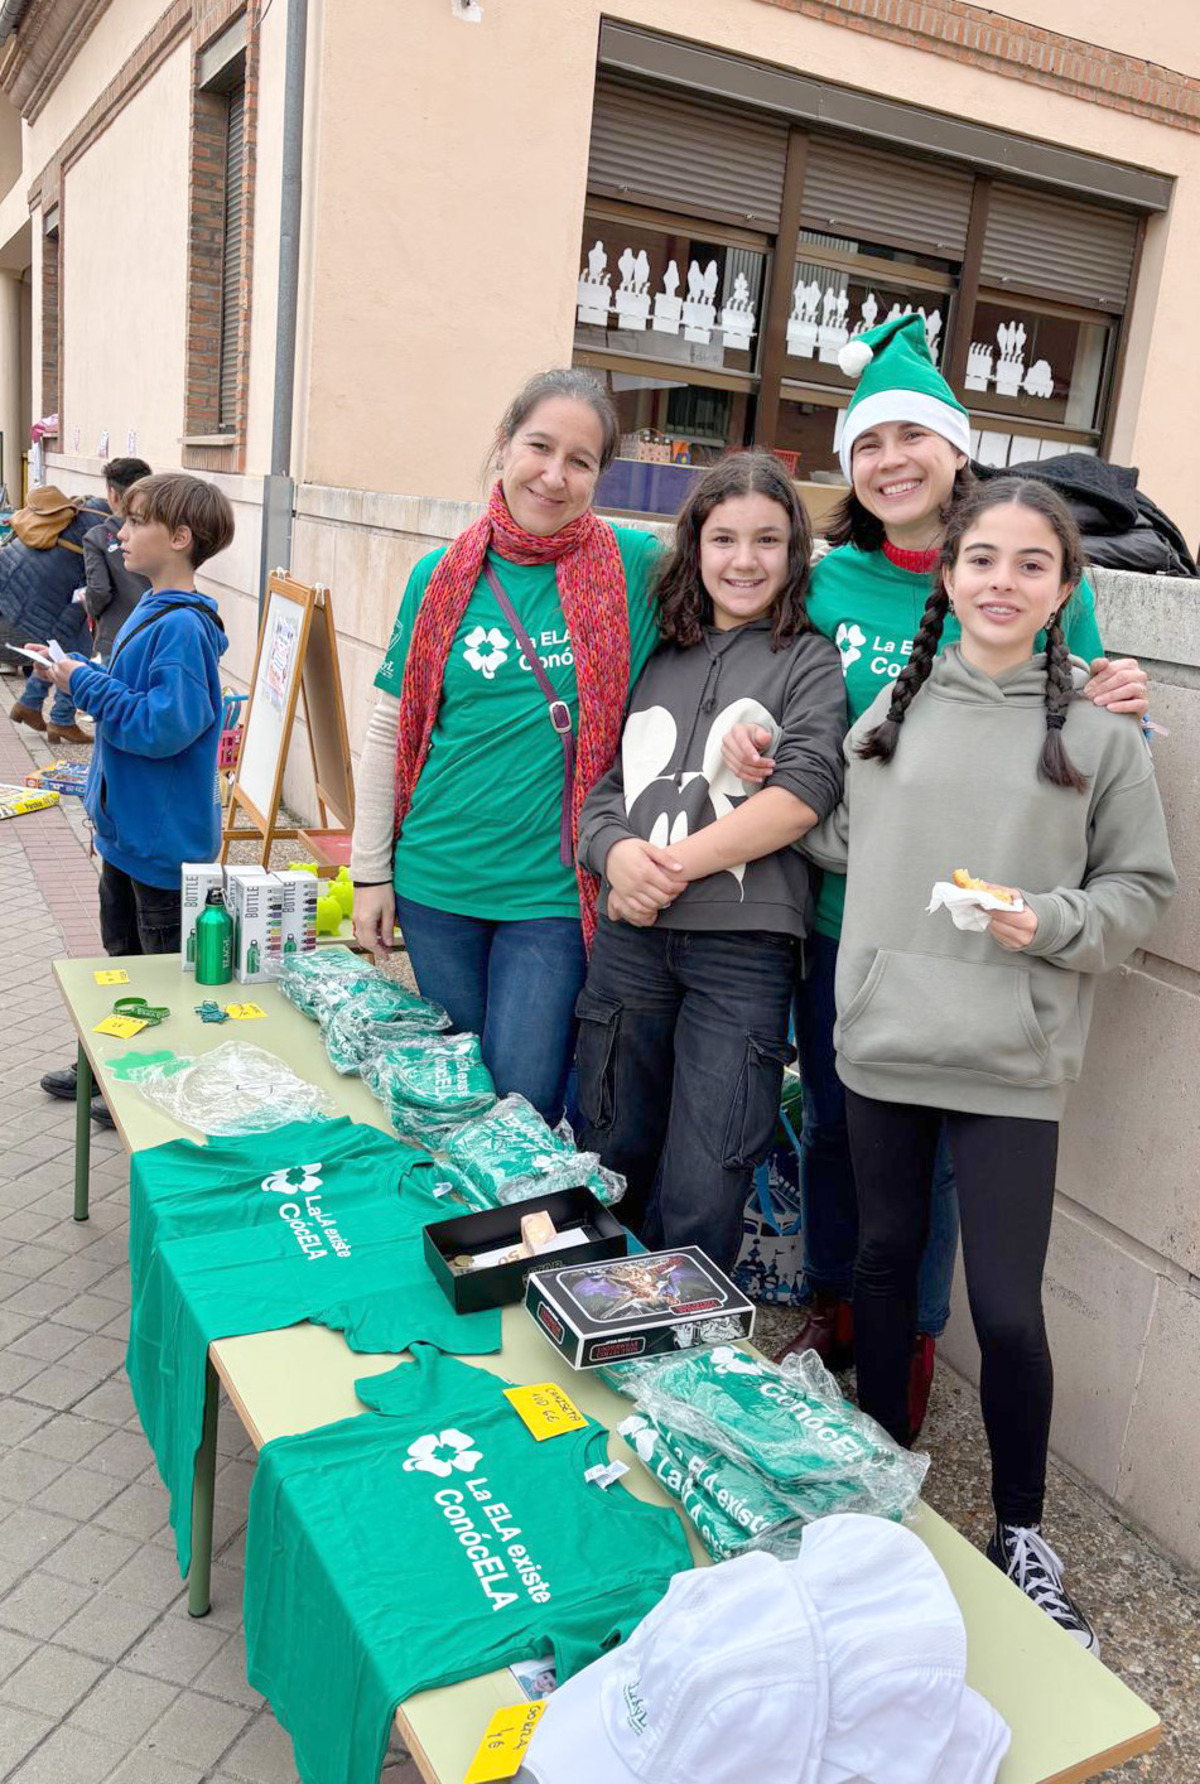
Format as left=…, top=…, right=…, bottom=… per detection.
left=754, top=0, right=1200, bottom=133
left=39, top=224, right=58, bottom=421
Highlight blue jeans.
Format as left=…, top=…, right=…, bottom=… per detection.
left=575, top=917, right=795, bottom=1274
left=795, top=931, right=959, bottom=1335
left=20, top=603, right=90, bottom=726
left=394, top=895, right=587, bottom=1125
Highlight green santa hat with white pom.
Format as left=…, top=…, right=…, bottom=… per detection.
left=837, top=311, right=970, bottom=482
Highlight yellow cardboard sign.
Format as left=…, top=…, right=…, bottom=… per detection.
left=464, top=1700, right=547, bottom=1783
left=93, top=1013, right=147, bottom=1039
left=93, top=969, right=130, bottom=985
left=224, top=1003, right=266, bottom=1020
left=503, top=1382, right=586, bottom=1442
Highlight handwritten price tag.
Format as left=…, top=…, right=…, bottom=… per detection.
left=93, top=1014, right=147, bottom=1039
left=224, top=1003, right=266, bottom=1020
left=504, top=1382, right=587, bottom=1442
left=464, top=1700, right=547, bottom=1783
left=93, top=969, right=129, bottom=985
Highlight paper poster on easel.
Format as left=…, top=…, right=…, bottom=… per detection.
left=222, top=571, right=355, bottom=866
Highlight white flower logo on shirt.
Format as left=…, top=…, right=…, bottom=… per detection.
left=709, top=1346, right=760, bottom=1378
left=462, top=626, right=510, bottom=679
left=403, top=1428, right=483, bottom=1477
left=835, top=622, right=866, bottom=674
left=260, top=1163, right=323, bottom=1197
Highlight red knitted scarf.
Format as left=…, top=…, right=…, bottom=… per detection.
left=882, top=538, right=941, bottom=575
left=393, top=482, right=630, bottom=943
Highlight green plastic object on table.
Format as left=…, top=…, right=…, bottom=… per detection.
left=107, top=1048, right=181, bottom=1080
left=113, top=996, right=171, bottom=1026
left=446, top=1094, right=625, bottom=1207
left=194, top=1001, right=230, bottom=1024
left=195, top=888, right=234, bottom=986
left=361, top=1031, right=496, bottom=1144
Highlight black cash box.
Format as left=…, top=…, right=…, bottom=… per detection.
left=423, top=1186, right=628, bottom=1315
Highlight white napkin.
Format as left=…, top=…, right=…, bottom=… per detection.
left=928, top=881, right=1025, bottom=932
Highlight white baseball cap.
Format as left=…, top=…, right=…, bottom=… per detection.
left=520, top=1515, right=1009, bottom=1784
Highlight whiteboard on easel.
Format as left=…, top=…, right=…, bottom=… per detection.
left=236, top=582, right=307, bottom=821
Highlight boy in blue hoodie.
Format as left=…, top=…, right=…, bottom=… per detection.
left=39, top=471, right=234, bottom=1123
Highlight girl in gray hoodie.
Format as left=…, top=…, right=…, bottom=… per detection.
left=805, top=478, right=1175, bottom=1653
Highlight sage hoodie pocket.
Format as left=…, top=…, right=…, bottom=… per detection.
left=837, top=950, right=1063, bottom=1089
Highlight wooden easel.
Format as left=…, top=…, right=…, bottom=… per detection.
left=221, top=571, right=355, bottom=866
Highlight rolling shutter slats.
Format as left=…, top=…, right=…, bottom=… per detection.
left=979, top=183, right=1137, bottom=309
left=218, top=85, right=245, bottom=432
left=800, top=135, right=973, bottom=258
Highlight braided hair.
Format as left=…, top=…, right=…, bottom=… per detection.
left=859, top=476, right=1089, bottom=791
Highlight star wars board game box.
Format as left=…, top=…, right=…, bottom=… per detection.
left=525, top=1245, right=755, bottom=1370
left=424, top=1187, right=628, bottom=1315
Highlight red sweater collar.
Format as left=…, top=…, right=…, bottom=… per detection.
left=882, top=539, right=940, bottom=575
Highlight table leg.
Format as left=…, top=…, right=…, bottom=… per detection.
left=73, top=1043, right=92, bottom=1222
left=188, top=1360, right=219, bottom=1618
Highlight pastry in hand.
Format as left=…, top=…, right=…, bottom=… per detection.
left=952, top=868, right=1016, bottom=906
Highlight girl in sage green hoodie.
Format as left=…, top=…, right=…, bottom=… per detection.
left=804, top=478, right=1175, bottom=1655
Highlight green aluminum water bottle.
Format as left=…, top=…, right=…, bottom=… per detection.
left=195, top=888, right=233, bottom=985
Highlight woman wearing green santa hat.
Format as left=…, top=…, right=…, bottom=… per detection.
left=727, top=313, right=1148, bottom=1430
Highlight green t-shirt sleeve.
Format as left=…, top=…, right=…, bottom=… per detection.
left=1061, top=571, right=1103, bottom=663
left=374, top=548, right=447, bottom=698
left=614, top=525, right=666, bottom=683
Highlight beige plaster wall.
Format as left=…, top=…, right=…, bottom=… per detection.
left=61, top=41, right=190, bottom=470
left=22, top=0, right=172, bottom=183
left=302, top=0, right=1200, bottom=546
left=995, top=0, right=1200, bottom=75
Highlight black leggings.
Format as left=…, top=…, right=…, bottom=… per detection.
left=845, top=1088, right=1058, bottom=1526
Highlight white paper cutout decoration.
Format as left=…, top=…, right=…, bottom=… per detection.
left=921, top=308, right=943, bottom=365
left=817, top=286, right=849, bottom=363
left=1024, top=359, right=1054, bottom=399
left=994, top=321, right=1027, bottom=397
left=577, top=241, right=611, bottom=326
left=97, top=430, right=110, bottom=458
left=787, top=278, right=820, bottom=358
left=613, top=247, right=651, bottom=331
left=719, top=272, right=755, bottom=350
left=683, top=259, right=718, bottom=344
left=965, top=341, right=994, bottom=391
left=652, top=260, right=682, bottom=335
left=856, top=290, right=879, bottom=335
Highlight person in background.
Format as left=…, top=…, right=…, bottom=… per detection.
left=82, top=456, right=153, bottom=661
left=575, top=452, right=846, bottom=1272
left=803, top=478, right=1174, bottom=1650
left=37, top=472, right=234, bottom=1126
left=351, top=367, right=661, bottom=1125
left=723, top=313, right=1149, bottom=1435
left=2, top=485, right=107, bottom=743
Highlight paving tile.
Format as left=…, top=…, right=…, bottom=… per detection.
left=219, top=1710, right=300, bottom=1784
left=125, top=1610, right=231, bottom=1687
left=68, top=1664, right=180, bottom=1745
left=191, top=1627, right=262, bottom=1710
left=20, top=1410, right=109, bottom=1464
left=85, top=1426, right=152, bottom=1482
left=0, top=1401, right=50, bottom=1446
left=73, top=1376, right=136, bottom=1425
left=0, top=1641, right=106, bottom=1716
left=8, top=1319, right=84, bottom=1362
left=8, top=1722, right=127, bottom=1784
left=0, top=1504, right=76, bottom=1567
left=106, top=1542, right=189, bottom=1611
left=144, top=1688, right=254, bottom=1770
left=61, top=1331, right=126, bottom=1375
left=4, top=1279, right=75, bottom=1318
left=43, top=1523, right=139, bottom=1588
left=52, top=1291, right=128, bottom=1333
left=0, top=1567, right=94, bottom=1639
left=0, top=1625, right=37, bottom=1683
left=105, top=1750, right=204, bottom=1784
left=33, top=1463, right=124, bottom=1521
left=0, top=1446, right=67, bottom=1503
left=0, top=1703, right=54, bottom=1774
left=55, top=1588, right=161, bottom=1663
left=94, top=1480, right=169, bottom=1542
left=17, top=1361, right=100, bottom=1410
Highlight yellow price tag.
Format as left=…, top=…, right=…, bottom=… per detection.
left=464, top=1700, right=547, bottom=1783
left=93, top=1014, right=147, bottom=1039
left=93, top=969, right=130, bottom=985
left=503, top=1382, right=587, bottom=1442
left=224, top=1003, right=266, bottom=1020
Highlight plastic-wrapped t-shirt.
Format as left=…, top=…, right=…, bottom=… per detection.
left=323, top=979, right=450, bottom=1074
left=276, top=946, right=375, bottom=1020
left=617, top=1411, right=809, bottom=1560
left=361, top=1032, right=496, bottom=1145
left=128, top=1042, right=337, bottom=1136
left=447, top=1095, right=625, bottom=1208
left=244, top=1350, right=693, bottom=1784
left=608, top=1346, right=926, bottom=1525
left=126, top=1120, right=501, bottom=1573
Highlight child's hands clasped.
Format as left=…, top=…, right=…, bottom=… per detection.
left=988, top=899, right=1039, bottom=951
left=605, top=837, right=687, bottom=923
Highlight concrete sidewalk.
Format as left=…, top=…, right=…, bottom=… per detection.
left=0, top=672, right=1195, bottom=1781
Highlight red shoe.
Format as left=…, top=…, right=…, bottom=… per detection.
left=775, top=1290, right=855, bottom=1373
left=908, top=1333, right=936, bottom=1441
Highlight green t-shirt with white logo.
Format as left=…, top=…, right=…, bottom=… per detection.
left=805, top=545, right=1105, bottom=939
left=126, top=1121, right=500, bottom=1574
left=244, top=1349, right=692, bottom=1784
left=375, top=528, right=663, bottom=921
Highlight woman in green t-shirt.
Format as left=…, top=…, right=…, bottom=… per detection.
left=351, top=368, right=661, bottom=1123
left=724, top=316, right=1148, bottom=1433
